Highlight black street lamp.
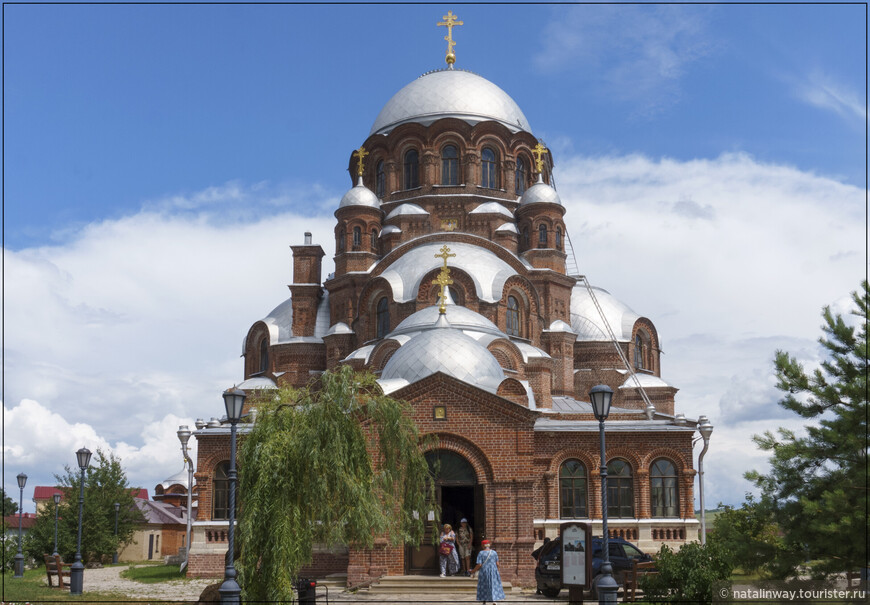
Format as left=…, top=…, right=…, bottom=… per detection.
left=13, top=473, right=27, bottom=578
left=219, top=387, right=246, bottom=605
left=113, top=502, right=120, bottom=564
left=589, top=385, right=618, bottom=605
left=52, top=493, right=61, bottom=558
left=177, top=425, right=194, bottom=573
left=70, top=447, right=92, bottom=595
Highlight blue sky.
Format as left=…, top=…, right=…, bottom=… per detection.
left=3, top=3, right=866, bottom=513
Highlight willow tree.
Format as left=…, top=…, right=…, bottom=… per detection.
left=237, top=366, right=436, bottom=601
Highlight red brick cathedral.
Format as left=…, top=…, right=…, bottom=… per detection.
left=189, top=17, right=704, bottom=586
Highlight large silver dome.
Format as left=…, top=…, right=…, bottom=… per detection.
left=370, top=69, right=532, bottom=136
left=381, top=323, right=504, bottom=390
left=570, top=285, right=640, bottom=342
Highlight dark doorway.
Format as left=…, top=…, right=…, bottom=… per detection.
left=406, top=450, right=484, bottom=575
left=441, top=485, right=474, bottom=530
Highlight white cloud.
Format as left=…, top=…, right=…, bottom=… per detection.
left=793, top=69, right=865, bottom=124
left=4, top=182, right=337, bottom=508
left=3, top=399, right=197, bottom=500
left=535, top=5, right=714, bottom=114
left=555, top=151, right=864, bottom=507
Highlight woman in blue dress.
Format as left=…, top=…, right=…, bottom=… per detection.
left=470, top=539, right=506, bottom=603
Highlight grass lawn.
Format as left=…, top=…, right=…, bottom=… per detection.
left=1, top=567, right=151, bottom=603
left=120, top=564, right=188, bottom=584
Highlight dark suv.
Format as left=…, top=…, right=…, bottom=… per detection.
left=532, top=536, right=652, bottom=598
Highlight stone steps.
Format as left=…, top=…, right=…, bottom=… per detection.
left=313, top=573, right=347, bottom=590
left=367, top=575, right=512, bottom=594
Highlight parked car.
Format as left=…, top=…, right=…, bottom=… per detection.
left=532, top=536, right=652, bottom=598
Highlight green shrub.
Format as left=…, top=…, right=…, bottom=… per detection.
left=641, top=541, right=734, bottom=603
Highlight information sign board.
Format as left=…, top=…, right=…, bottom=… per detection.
left=560, top=522, right=592, bottom=588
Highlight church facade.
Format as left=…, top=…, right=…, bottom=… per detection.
left=188, top=19, right=704, bottom=587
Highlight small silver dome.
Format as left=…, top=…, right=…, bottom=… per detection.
left=339, top=177, right=380, bottom=209
left=386, top=203, right=428, bottom=220
left=381, top=322, right=504, bottom=390
left=469, top=201, right=514, bottom=218
left=391, top=303, right=502, bottom=337
left=370, top=69, right=532, bottom=136
left=159, top=466, right=190, bottom=490
left=519, top=178, right=562, bottom=207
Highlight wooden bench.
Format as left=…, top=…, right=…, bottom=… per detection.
left=44, top=553, right=71, bottom=589
left=624, top=559, right=658, bottom=602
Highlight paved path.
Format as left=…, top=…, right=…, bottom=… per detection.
left=73, top=566, right=569, bottom=603
left=65, top=565, right=214, bottom=601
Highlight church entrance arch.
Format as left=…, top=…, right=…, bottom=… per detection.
left=406, top=449, right=485, bottom=575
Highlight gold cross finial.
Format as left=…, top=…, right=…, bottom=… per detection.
left=434, top=245, right=456, bottom=269
left=432, top=268, right=454, bottom=315
left=437, top=11, right=463, bottom=66
left=352, top=146, right=369, bottom=177
left=532, top=143, right=549, bottom=174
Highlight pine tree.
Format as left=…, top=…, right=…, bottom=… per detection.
left=237, top=366, right=436, bottom=601
left=746, top=280, right=869, bottom=576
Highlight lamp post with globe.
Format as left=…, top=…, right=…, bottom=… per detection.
left=69, top=447, right=92, bottom=595
left=219, top=387, right=246, bottom=605
left=112, top=503, right=120, bottom=563
left=52, top=493, right=62, bottom=558
left=13, top=473, right=27, bottom=578
left=697, top=416, right=714, bottom=545
left=589, top=385, right=618, bottom=605
left=177, top=425, right=194, bottom=573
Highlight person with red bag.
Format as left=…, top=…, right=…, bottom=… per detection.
left=438, top=523, right=460, bottom=577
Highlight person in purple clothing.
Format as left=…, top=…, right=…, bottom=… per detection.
left=470, top=539, right=506, bottom=603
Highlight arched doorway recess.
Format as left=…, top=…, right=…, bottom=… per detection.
left=406, top=449, right=485, bottom=575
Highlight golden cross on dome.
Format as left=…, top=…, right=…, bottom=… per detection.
left=532, top=143, right=549, bottom=174
left=434, top=244, right=456, bottom=269
left=352, top=146, right=369, bottom=177
left=437, top=11, right=463, bottom=66
left=432, top=268, right=454, bottom=315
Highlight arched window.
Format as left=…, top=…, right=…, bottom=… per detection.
left=515, top=157, right=527, bottom=195
left=258, top=338, right=269, bottom=374
left=376, top=297, right=390, bottom=339
left=651, top=459, right=679, bottom=518
left=556, top=227, right=562, bottom=250
left=338, top=229, right=345, bottom=252
left=371, top=229, right=378, bottom=250
left=506, top=295, right=520, bottom=337
left=522, top=227, right=530, bottom=247
left=560, top=459, right=588, bottom=518
left=481, top=147, right=498, bottom=189
left=404, top=149, right=419, bottom=189
left=635, top=332, right=650, bottom=370
left=376, top=160, right=385, bottom=197
left=353, top=226, right=362, bottom=248
left=538, top=223, right=548, bottom=246
left=441, top=145, right=459, bottom=185
left=213, top=462, right=230, bottom=520
left=607, top=459, right=634, bottom=518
